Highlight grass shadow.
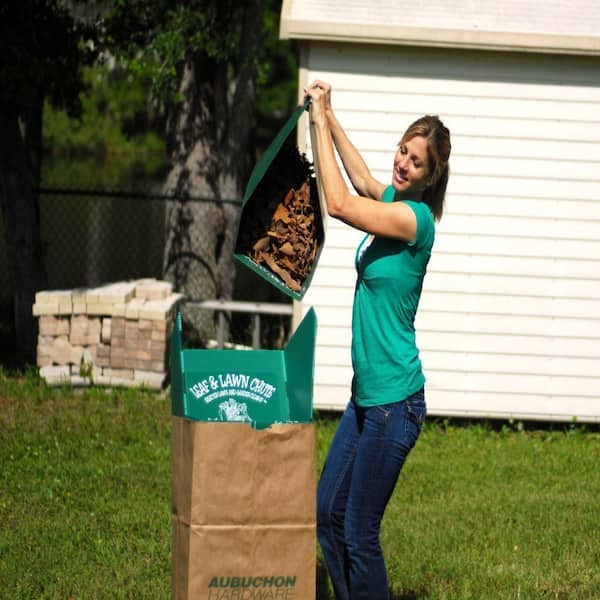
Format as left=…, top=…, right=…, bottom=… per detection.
left=390, top=588, right=430, bottom=599
left=316, top=560, right=334, bottom=599
left=316, top=560, right=429, bottom=600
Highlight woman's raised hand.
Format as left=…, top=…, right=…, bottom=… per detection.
left=304, top=80, right=332, bottom=125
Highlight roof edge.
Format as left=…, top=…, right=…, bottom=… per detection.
left=280, top=17, right=600, bottom=56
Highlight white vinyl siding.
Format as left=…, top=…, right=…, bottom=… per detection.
left=299, top=43, right=600, bottom=422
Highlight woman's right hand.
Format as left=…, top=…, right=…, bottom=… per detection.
left=304, top=80, right=333, bottom=127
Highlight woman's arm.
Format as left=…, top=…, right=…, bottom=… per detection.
left=305, top=82, right=417, bottom=241
left=309, top=80, right=384, bottom=201
left=328, top=110, right=385, bottom=201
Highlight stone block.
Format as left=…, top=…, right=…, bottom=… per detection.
left=104, top=367, right=134, bottom=380
left=35, top=290, right=73, bottom=315
left=38, top=315, right=70, bottom=336
left=125, top=297, right=145, bottom=319
left=111, top=317, right=126, bottom=331
left=69, top=345, right=84, bottom=365
left=138, top=331, right=152, bottom=346
left=134, top=278, right=172, bottom=300
left=111, top=302, right=127, bottom=317
left=51, top=337, right=73, bottom=365
left=84, top=285, right=103, bottom=303
left=43, top=290, right=72, bottom=304
left=91, top=373, right=112, bottom=386
left=58, top=302, right=73, bottom=315
left=110, top=345, right=126, bottom=363
left=135, top=359, right=153, bottom=371
left=97, top=282, right=136, bottom=304
left=72, top=302, right=87, bottom=314
left=95, top=344, right=111, bottom=368
left=39, top=365, right=71, bottom=384
left=151, top=328, right=167, bottom=343
left=36, top=349, right=52, bottom=367
left=138, top=319, right=153, bottom=331
left=135, top=347, right=152, bottom=361
left=101, top=318, right=112, bottom=344
left=152, top=319, right=168, bottom=333
left=123, top=356, right=137, bottom=369
left=134, top=369, right=165, bottom=389
left=86, top=302, right=113, bottom=316
left=137, top=299, right=168, bottom=321
left=125, top=319, right=139, bottom=337
left=70, top=316, right=101, bottom=346
left=33, top=303, right=60, bottom=316
left=35, top=290, right=52, bottom=304
left=150, top=346, right=167, bottom=363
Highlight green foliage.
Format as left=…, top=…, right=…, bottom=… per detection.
left=0, top=0, right=97, bottom=116
left=104, top=0, right=299, bottom=150
left=104, top=1, right=250, bottom=103
left=254, top=1, right=300, bottom=153
left=41, top=1, right=297, bottom=181
left=78, top=357, right=95, bottom=383
left=43, top=63, right=167, bottom=177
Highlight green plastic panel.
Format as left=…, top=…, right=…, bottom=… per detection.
left=234, top=99, right=324, bottom=301
left=170, top=308, right=317, bottom=429
left=242, top=100, right=310, bottom=205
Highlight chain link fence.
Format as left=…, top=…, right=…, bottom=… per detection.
left=0, top=188, right=292, bottom=357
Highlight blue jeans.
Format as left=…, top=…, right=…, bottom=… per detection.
left=317, top=389, right=426, bottom=599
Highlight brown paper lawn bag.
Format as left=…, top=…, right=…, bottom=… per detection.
left=172, top=419, right=316, bottom=600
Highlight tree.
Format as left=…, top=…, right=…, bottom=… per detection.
left=0, top=0, right=97, bottom=362
left=105, top=0, right=297, bottom=345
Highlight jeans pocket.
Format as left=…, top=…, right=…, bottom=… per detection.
left=405, top=393, right=427, bottom=429
left=375, top=404, right=392, bottom=419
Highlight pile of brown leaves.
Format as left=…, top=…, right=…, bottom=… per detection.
left=236, top=145, right=322, bottom=293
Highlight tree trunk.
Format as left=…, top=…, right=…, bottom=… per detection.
left=25, top=88, right=44, bottom=189
left=0, top=111, right=48, bottom=363
left=162, top=0, right=264, bottom=346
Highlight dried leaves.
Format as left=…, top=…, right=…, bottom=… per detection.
left=237, top=145, right=323, bottom=294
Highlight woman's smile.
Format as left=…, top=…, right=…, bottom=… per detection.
left=392, top=135, right=430, bottom=197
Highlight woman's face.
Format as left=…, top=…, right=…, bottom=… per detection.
left=391, top=135, right=430, bottom=197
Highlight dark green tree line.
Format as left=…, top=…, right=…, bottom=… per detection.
left=0, top=0, right=97, bottom=362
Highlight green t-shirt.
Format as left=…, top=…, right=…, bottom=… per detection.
left=351, top=186, right=435, bottom=407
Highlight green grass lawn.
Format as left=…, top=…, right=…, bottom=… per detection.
left=1, top=370, right=599, bottom=599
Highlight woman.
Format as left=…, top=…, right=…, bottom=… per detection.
left=304, top=80, right=451, bottom=599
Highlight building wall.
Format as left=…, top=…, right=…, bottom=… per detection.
left=281, top=0, right=600, bottom=55
left=298, top=42, right=600, bottom=422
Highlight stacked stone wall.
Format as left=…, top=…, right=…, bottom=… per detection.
left=33, top=279, right=182, bottom=389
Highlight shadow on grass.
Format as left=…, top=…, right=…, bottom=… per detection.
left=390, top=588, right=430, bottom=599
left=316, top=561, right=334, bottom=599
left=317, top=561, right=429, bottom=599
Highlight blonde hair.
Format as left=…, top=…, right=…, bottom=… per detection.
left=401, top=115, right=451, bottom=221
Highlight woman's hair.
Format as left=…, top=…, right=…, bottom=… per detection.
left=401, top=115, right=451, bottom=221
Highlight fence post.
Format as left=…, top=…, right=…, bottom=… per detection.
left=217, top=311, right=225, bottom=349
left=252, top=314, right=261, bottom=349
